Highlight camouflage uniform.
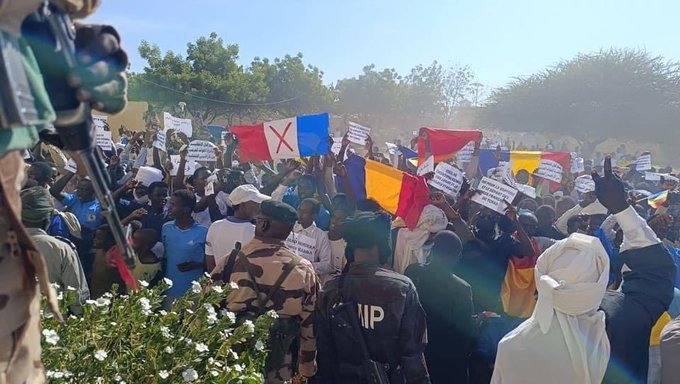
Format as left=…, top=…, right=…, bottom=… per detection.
left=0, top=1, right=99, bottom=383
left=227, top=237, right=319, bottom=383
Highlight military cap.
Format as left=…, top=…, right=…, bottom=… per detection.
left=260, top=200, right=298, bottom=224
left=342, top=211, right=391, bottom=249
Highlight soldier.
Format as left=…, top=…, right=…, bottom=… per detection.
left=315, top=211, right=431, bottom=384
left=0, top=1, right=128, bottom=382
left=227, top=200, right=319, bottom=384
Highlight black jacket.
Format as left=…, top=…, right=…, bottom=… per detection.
left=315, top=263, right=430, bottom=384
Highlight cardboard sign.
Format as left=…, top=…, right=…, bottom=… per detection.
left=95, top=130, right=112, bottom=151
left=636, top=154, right=652, bottom=171
left=428, top=162, right=464, bottom=195
left=575, top=175, right=596, bottom=193
left=187, top=140, right=217, bottom=162
left=535, top=159, right=564, bottom=183
left=571, top=157, right=585, bottom=174
left=456, top=141, right=475, bottom=164
left=417, top=155, right=435, bottom=176
left=169, top=155, right=197, bottom=177
left=285, top=232, right=317, bottom=261
left=153, top=131, right=167, bottom=152
left=92, top=114, right=108, bottom=130
left=331, top=137, right=343, bottom=155
left=163, top=112, right=193, bottom=138
left=471, top=177, right=519, bottom=214
left=347, top=122, right=371, bottom=145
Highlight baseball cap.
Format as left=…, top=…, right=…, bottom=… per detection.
left=228, top=184, right=271, bottom=206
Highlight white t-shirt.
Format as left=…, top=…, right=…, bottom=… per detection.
left=205, top=217, right=255, bottom=265
left=192, top=192, right=230, bottom=227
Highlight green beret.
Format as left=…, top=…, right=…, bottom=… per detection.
left=260, top=200, right=298, bottom=224
left=341, top=211, right=391, bottom=249
left=21, top=186, right=55, bottom=223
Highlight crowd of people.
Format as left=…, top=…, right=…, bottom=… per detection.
left=20, top=126, right=680, bottom=384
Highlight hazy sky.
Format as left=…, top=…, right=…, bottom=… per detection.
left=88, top=0, right=680, bottom=89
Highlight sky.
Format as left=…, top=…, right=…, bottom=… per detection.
left=88, top=0, right=680, bottom=90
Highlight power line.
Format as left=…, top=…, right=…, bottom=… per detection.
left=136, top=77, right=301, bottom=106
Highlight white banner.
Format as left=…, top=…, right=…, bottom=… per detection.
left=428, top=163, right=464, bottom=195
left=95, top=130, right=112, bottom=151
left=456, top=141, right=475, bottom=164
left=347, top=122, right=371, bottom=145
left=169, top=155, right=197, bottom=177
left=153, top=131, right=167, bottom=152
left=535, top=159, right=564, bottom=183
left=331, top=137, right=343, bottom=155
left=385, top=142, right=398, bottom=156
left=92, top=114, right=108, bottom=130
left=471, top=176, right=519, bottom=214
left=575, top=175, right=596, bottom=193
left=645, top=172, right=679, bottom=183
left=163, top=112, right=193, bottom=138
left=187, top=140, right=218, bottom=162
left=636, top=154, right=652, bottom=171
left=571, top=157, right=585, bottom=174
left=417, top=155, right=435, bottom=176
left=516, top=184, right=536, bottom=199
left=285, top=232, right=317, bottom=261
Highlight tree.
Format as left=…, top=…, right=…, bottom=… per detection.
left=481, top=49, right=680, bottom=156
left=333, top=65, right=403, bottom=124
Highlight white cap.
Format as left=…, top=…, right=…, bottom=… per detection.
left=228, top=184, right=271, bottom=206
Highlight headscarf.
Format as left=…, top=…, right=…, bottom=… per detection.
left=492, top=233, right=610, bottom=384
left=20, top=186, right=55, bottom=224
left=393, top=204, right=448, bottom=274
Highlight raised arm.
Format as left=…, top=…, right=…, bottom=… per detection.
left=50, top=172, right=75, bottom=200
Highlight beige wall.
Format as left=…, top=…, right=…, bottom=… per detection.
left=100, top=101, right=148, bottom=140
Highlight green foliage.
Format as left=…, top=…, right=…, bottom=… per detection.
left=41, top=278, right=275, bottom=383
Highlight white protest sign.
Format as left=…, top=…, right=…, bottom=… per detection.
left=331, top=137, right=343, bottom=155
left=285, top=232, right=317, bottom=261
left=153, top=131, right=167, bottom=152
left=417, top=155, right=435, bottom=176
left=645, top=172, right=679, bottom=183
left=95, top=130, right=112, bottom=151
left=65, top=158, right=77, bottom=173
left=385, top=142, right=398, bottom=156
left=636, top=154, right=652, bottom=171
left=471, top=176, right=519, bottom=214
left=428, top=163, right=464, bottom=195
left=456, top=141, right=475, bottom=164
left=134, top=166, right=163, bottom=187
left=535, top=159, right=564, bottom=183
left=575, top=175, right=596, bottom=193
left=169, top=155, right=197, bottom=177
left=92, top=114, right=108, bottom=130
left=347, top=122, right=371, bottom=145
left=571, top=157, right=585, bottom=174
left=163, top=112, right=193, bottom=138
left=187, top=140, right=217, bottom=162
left=205, top=181, right=215, bottom=196
left=516, top=184, right=536, bottom=199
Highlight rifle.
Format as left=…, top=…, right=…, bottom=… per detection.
left=22, top=2, right=136, bottom=272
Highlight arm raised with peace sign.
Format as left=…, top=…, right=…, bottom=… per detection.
left=591, top=156, right=629, bottom=214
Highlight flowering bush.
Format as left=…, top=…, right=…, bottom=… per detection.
left=41, top=277, right=276, bottom=383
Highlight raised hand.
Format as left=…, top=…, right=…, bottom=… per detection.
left=591, top=156, right=628, bottom=214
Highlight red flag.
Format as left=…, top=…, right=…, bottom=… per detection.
left=417, top=128, right=483, bottom=163
left=106, top=245, right=139, bottom=292
left=395, top=173, right=432, bottom=230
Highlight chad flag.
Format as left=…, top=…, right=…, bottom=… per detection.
left=479, top=149, right=570, bottom=191
left=344, top=155, right=430, bottom=229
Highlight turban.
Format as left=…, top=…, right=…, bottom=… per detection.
left=21, top=186, right=55, bottom=223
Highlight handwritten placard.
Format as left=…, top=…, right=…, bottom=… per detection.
left=347, top=121, right=371, bottom=145
left=163, top=112, right=193, bottom=138
left=153, top=131, right=167, bottom=152
left=535, top=159, right=564, bottom=183
left=471, top=176, right=519, bottom=214
left=417, top=155, right=435, bottom=176
left=636, top=154, right=652, bottom=171
left=428, top=162, right=464, bottom=195
left=92, top=114, right=108, bottom=130
left=456, top=141, right=475, bottom=164
left=187, top=140, right=217, bottom=162
left=285, top=232, right=317, bottom=261
left=169, top=155, right=197, bottom=177
left=65, top=158, right=78, bottom=173
left=95, top=130, right=112, bottom=151
left=575, top=175, right=596, bottom=193
left=331, top=137, right=343, bottom=155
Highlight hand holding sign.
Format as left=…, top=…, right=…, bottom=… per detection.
left=347, top=122, right=371, bottom=145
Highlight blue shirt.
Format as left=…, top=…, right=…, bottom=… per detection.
left=162, top=220, right=208, bottom=297
left=61, top=193, right=103, bottom=233
left=282, top=187, right=330, bottom=231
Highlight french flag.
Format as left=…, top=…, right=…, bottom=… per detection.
left=231, top=113, right=330, bottom=162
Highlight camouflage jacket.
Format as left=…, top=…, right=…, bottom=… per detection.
left=227, top=237, right=319, bottom=381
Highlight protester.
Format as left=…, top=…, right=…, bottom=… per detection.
left=534, top=205, right=566, bottom=239
left=393, top=204, right=448, bottom=274
left=315, top=211, right=431, bottom=383
left=324, top=202, right=352, bottom=284
left=227, top=200, right=318, bottom=383
left=292, top=198, right=333, bottom=280
left=272, top=174, right=331, bottom=230
left=405, top=230, right=475, bottom=383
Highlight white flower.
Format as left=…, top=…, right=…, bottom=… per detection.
left=206, top=313, right=217, bottom=325
left=94, top=349, right=108, bottom=361
left=255, top=340, right=265, bottom=352
left=221, top=310, right=236, bottom=323
left=181, top=368, right=198, bottom=382
left=164, top=346, right=174, bottom=354
left=158, top=370, right=169, bottom=379
left=203, top=272, right=211, bottom=278
left=160, top=326, right=172, bottom=339
left=139, top=280, right=149, bottom=288
left=94, top=297, right=110, bottom=307
left=66, top=285, right=77, bottom=291
left=51, top=282, right=60, bottom=290
left=95, top=377, right=105, bottom=384
left=266, top=310, right=279, bottom=319
left=230, top=350, right=239, bottom=360
left=233, top=364, right=243, bottom=373
left=211, top=285, right=223, bottom=293
left=195, top=343, right=209, bottom=353
left=56, top=291, right=63, bottom=301
left=210, top=370, right=219, bottom=377
left=243, top=319, right=255, bottom=333
left=47, top=370, right=65, bottom=378
left=159, top=310, right=168, bottom=316
left=110, top=322, right=117, bottom=326
left=219, top=330, right=232, bottom=339
left=42, top=329, right=59, bottom=345
left=163, top=277, right=173, bottom=287
left=138, top=297, right=152, bottom=316
left=183, top=337, right=193, bottom=346
left=191, top=281, right=201, bottom=294
left=185, top=309, right=194, bottom=315
left=229, top=281, right=239, bottom=290
left=114, top=374, right=122, bottom=382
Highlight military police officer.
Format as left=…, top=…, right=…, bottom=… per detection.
left=227, top=200, right=319, bottom=383
left=315, top=211, right=431, bottom=383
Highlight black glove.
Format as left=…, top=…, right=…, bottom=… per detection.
left=591, top=156, right=629, bottom=214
